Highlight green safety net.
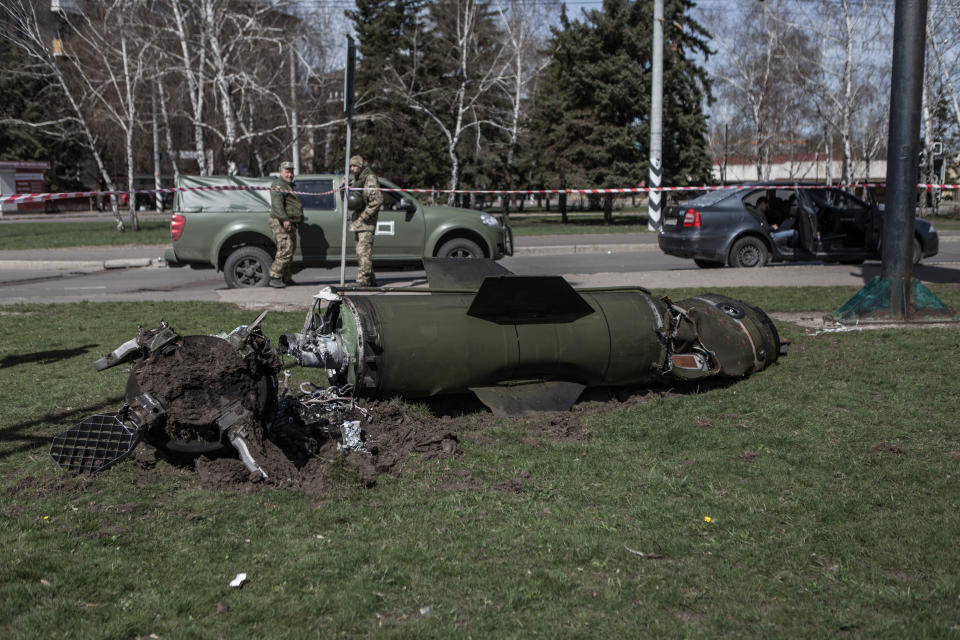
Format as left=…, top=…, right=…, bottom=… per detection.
left=831, top=276, right=957, bottom=323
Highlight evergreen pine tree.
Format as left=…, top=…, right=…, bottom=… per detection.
left=526, top=0, right=713, bottom=221
left=347, top=0, right=446, bottom=187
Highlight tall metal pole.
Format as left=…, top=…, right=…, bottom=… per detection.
left=883, top=0, right=927, bottom=318
left=340, top=35, right=356, bottom=287
left=646, top=0, right=664, bottom=231
left=289, top=45, right=300, bottom=175
left=151, top=85, right=162, bottom=211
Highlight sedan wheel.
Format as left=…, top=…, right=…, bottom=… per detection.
left=728, top=237, right=769, bottom=268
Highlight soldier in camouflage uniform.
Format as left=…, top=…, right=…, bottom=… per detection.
left=268, top=161, right=303, bottom=288
left=348, top=155, right=383, bottom=287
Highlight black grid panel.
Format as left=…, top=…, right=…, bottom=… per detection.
left=50, top=414, right=139, bottom=474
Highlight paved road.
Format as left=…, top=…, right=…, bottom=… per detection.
left=1, top=231, right=959, bottom=308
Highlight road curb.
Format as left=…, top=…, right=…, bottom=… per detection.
left=104, top=257, right=155, bottom=269
left=0, top=258, right=163, bottom=271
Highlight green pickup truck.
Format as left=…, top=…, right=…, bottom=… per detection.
left=164, top=174, right=513, bottom=288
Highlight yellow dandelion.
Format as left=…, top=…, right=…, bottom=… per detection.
left=703, top=516, right=712, bottom=523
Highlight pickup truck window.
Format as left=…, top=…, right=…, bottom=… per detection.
left=297, top=179, right=335, bottom=210
left=381, top=188, right=404, bottom=211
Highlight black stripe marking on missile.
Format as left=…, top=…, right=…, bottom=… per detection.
left=467, top=275, right=595, bottom=324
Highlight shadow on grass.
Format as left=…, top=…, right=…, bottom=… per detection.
left=417, top=378, right=743, bottom=419
left=858, top=263, right=960, bottom=285
left=0, top=344, right=98, bottom=369
left=0, top=395, right=123, bottom=460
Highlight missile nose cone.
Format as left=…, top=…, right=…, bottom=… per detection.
left=676, top=295, right=783, bottom=377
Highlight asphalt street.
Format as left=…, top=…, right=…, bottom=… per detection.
left=1, top=229, right=958, bottom=309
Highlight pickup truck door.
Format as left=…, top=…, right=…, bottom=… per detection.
left=368, top=180, right=426, bottom=260
left=295, top=178, right=337, bottom=263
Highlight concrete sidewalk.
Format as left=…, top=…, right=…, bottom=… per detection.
left=208, top=261, right=960, bottom=311
left=0, top=244, right=168, bottom=271
left=2, top=234, right=959, bottom=308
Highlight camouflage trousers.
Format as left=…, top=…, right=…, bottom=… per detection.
left=268, top=218, right=297, bottom=280
left=355, top=230, right=376, bottom=286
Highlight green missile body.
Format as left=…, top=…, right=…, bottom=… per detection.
left=279, top=261, right=783, bottom=414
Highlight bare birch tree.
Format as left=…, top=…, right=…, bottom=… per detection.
left=60, top=1, right=157, bottom=229
left=1, top=0, right=129, bottom=229
left=785, top=0, right=885, bottom=184
left=491, top=0, right=553, bottom=216
left=707, top=0, right=814, bottom=181
left=390, top=0, right=509, bottom=195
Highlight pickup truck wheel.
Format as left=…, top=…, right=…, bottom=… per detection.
left=223, top=246, right=272, bottom=288
left=437, top=238, right=483, bottom=259
left=728, top=237, right=769, bottom=268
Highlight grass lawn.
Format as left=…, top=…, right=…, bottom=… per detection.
left=1, top=289, right=959, bottom=638
left=0, top=220, right=171, bottom=250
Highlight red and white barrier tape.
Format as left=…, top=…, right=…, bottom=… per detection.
left=1, top=181, right=954, bottom=205
left=0, top=184, right=336, bottom=205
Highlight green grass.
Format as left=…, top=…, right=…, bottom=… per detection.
left=2, top=291, right=959, bottom=638
left=0, top=220, right=171, bottom=250
left=928, top=217, right=960, bottom=231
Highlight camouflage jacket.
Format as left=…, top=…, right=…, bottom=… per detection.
left=269, top=177, right=303, bottom=224
left=348, top=167, right=382, bottom=232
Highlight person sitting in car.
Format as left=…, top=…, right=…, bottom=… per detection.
left=763, top=196, right=798, bottom=247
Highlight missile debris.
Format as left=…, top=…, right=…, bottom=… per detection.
left=50, top=259, right=785, bottom=477
left=51, top=312, right=280, bottom=474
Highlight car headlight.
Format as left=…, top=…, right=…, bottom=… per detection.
left=480, top=213, right=500, bottom=227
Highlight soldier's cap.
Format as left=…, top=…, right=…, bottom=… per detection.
left=280, top=161, right=295, bottom=171
left=349, top=155, right=364, bottom=168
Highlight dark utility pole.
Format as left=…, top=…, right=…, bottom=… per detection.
left=882, top=0, right=925, bottom=316
left=831, top=0, right=956, bottom=323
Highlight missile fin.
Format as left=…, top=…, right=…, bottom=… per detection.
left=467, top=275, right=595, bottom=324
left=423, top=257, right=513, bottom=290
left=470, top=381, right=586, bottom=416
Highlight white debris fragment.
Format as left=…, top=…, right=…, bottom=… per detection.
left=317, top=287, right=341, bottom=302
left=337, top=420, right=367, bottom=453
left=419, top=605, right=434, bottom=617
left=807, top=323, right=863, bottom=336
left=229, top=573, right=248, bottom=588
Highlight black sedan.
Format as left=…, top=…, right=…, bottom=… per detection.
left=657, top=184, right=939, bottom=268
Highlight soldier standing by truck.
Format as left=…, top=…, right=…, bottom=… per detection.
left=268, top=161, right=303, bottom=288
left=348, top=155, right=383, bottom=287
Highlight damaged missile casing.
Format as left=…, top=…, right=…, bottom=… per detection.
left=51, top=313, right=281, bottom=473
left=280, top=269, right=782, bottom=414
